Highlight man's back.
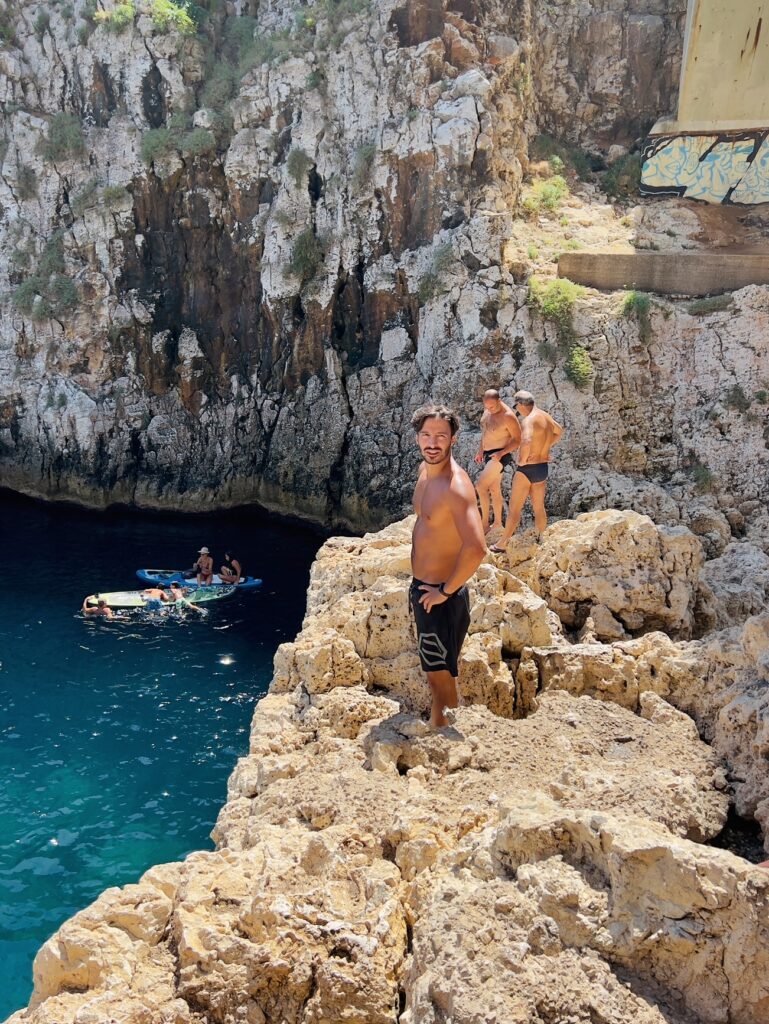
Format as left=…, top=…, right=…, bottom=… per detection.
left=520, top=409, right=559, bottom=465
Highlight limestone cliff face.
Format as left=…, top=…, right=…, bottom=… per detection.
left=8, top=510, right=769, bottom=1024
left=8, top=0, right=764, bottom=543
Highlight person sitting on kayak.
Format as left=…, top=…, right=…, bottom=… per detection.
left=167, top=581, right=204, bottom=614
left=82, top=597, right=114, bottom=619
left=194, top=547, right=214, bottom=584
left=219, top=552, right=242, bottom=584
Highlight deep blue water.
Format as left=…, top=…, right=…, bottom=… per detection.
left=0, top=491, right=321, bottom=1018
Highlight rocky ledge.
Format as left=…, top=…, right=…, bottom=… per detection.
left=8, top=509, right=769, bottom=1024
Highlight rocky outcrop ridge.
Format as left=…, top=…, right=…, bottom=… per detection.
left=9, top=509, right=769, bottom=1024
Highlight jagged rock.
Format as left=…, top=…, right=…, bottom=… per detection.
left=498, top=509, right=703, bottom=639
left=700, top=543, right=769, bottom=629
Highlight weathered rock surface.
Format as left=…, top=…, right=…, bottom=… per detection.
left=9, top=509, right=769, bottom=1024
left=0, top=2, right=767, bottom=540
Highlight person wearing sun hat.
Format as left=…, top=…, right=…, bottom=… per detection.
left=193, top=546, right=214, bottom=585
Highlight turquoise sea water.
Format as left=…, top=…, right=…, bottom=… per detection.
left=0, top=491, right=321, bottom=1018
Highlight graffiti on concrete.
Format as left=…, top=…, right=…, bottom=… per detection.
left=640, top=130, right=769, bottom=205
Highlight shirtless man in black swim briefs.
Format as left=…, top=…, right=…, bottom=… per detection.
left=474, top=388, right=521, bottom=535
left=410, top=404, right=486, bottom=728
left=490, top=390, right=563, bottom=552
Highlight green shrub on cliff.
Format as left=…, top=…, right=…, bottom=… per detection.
left=621, top=290, right=652, bottom=344
left=180, top=127, right=215, bottom=156
left=33, top=10, right=50, bottom=40
left=564, top=345, right=593, bottom=388
left=16, top=164, right=38, bottom=200
left=12, top=233, right=79, bottom=321
left=418, top=243, right=453, bottom=304
left=687, top=294, right=733, bottom=316
left=140, top=127, right=175, bottom=164
left=287, top=147, right=314, bottom=187
left=0, top=3, right=16, bottom=46
left=290, top=227, right=324, bottom=283
left=94, top=2, right=135, bottom=32
left=38, top=113, right=86, bottom=162
left=690, top=458, right=714, bottom=493
left=602, top=153, right=642, bottom=199
left=150, top=0, right=195, bottom=34
left=530, top=134, right=593, bottom=181
left=352, top=141, right=376, bottom=190
left=521, top=174, right=568, bottom=217
left=527, top=276, right=584, bottom=347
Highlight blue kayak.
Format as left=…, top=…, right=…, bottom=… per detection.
left=136, top=569, right=262, bottom=591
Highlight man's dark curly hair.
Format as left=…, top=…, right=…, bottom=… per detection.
left=410, top=404, right=460, bottom=436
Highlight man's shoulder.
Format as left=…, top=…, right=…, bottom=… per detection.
left=449, top=462, right=476, bottom=500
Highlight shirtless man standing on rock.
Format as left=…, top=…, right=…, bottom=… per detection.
left=410, top=404, right=486, bottom=728
left=474, top=388, right=521, bottom=535
left=490, top=390, right=563, bottom=552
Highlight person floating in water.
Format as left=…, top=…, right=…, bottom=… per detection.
left=410, top=404, right=486, bottom=728
left=219, top=552, right=242, bottom=584
left=474, top=388, right=521, bottom=536
left=490, top=390, right=563, bottom=552
left=194, top=547, right=214, bottom=585
left=167, top=580, right=205, bottom=615
left=82, top=597, right=114, bottom=619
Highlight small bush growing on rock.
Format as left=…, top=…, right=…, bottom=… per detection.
left=564, top=344, right=593, bottom=388
left=94, top=2, right=135, bottom=32
left=690, top=458, right=714, bottom=493
left=418, top=242, right=453, bottom=304
left=181, top=128, right=215, bottom=157
left=352, top=141, right=376, bottom=190
left=290, top=227, right=324, bottom=282
left=601, top=153, right=642, bottom=199
left=0, top=3, right=16, bottom=45
left=103, top=185, right=130, bottom=204
left=12, top=232, right=79, bottom=321
left=687, top=293, right=733, bottom=316
left=527, top=276, right=584, bottom=347
left=621, top=290, right=652, bottom=344
left=530, top=134, right=593, bottom=181
left=201, top=63, right=238, bottom=112
left=38, top=113, right=86, bottom=162
left=70, top=178, right=99, bottom=216
left=723, top=384, right=751, bottom=413
left=33, top=10, right=50, bottom=40
left=306, top=66, right=326, bottom=92
left=140, top=127, right=175, bottom=164
left=149, top=0, right=195, bottom=34
left=287, top=147, right=314, bottom=187
left=16, top=164, right=38, bottom=200
left=754, top=389, right=767, bottom=405
left=521, top=175, right=568, bottom=217
left=76, top=22, right=90, bottom=44
left=527, top=243, right=538, bottom=260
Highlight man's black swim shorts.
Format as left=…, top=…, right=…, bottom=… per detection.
left=483, top=447, right=513, bottom=469
left=410, top=579, right=471, bottom=677
left=515, top=462, right=549, bottom=484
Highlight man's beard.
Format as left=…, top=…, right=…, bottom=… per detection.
left=422, top=449, right=451, bottom=464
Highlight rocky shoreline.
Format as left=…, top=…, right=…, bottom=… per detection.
left=9, top=508, right=769, bottom=1024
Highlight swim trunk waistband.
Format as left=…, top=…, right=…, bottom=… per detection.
left=515, top=462, right=549, bottom=483
left=483, top=447, right=513, bottom=469
left=409, top=578, right=471, bottom=678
